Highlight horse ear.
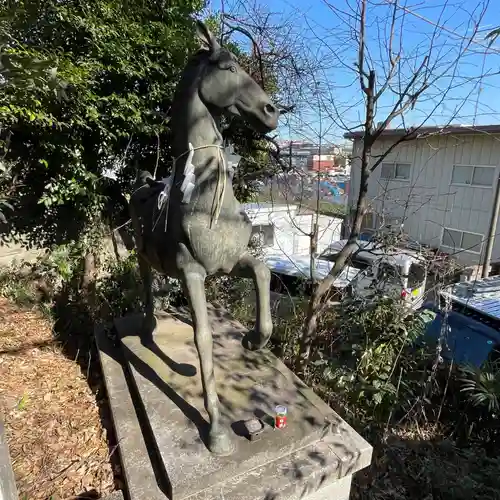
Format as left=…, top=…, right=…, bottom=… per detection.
left=195, top=20, right=220, bottom=57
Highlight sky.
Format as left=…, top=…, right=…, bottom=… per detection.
left=206, top=0, right=500, bottom=144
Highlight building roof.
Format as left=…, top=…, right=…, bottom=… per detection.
left=323, top=239, right=425, bottom=267
left=344, top=124, right=500, bottom=140
left=441, top=276, right=500, bottom=322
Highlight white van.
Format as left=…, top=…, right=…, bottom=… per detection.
left=259, top=240, right=427, bottom=313
left=255, top=250, right=357, bottom=315
left=321, top=240, right=428, bottom=308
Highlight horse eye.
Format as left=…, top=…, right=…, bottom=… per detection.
left=230, top=66, right=237, bottom=73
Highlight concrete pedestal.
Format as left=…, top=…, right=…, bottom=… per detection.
left=96, top=306, right=372, bottom=500
left=0, top=420, right=18, bottom=500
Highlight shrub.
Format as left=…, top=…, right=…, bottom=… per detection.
left=299, top=299, right=433, bottom=427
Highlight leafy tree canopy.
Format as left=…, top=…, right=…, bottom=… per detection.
left=0, top=0, right=197, bottom=248
left=0, top=2, right=280, bottom=249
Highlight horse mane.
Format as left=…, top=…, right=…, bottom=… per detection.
left=186, top=46, right=232, bottom=69
left=185, top=49, right=210, bottom=69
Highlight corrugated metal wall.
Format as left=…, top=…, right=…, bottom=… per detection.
left=348, top=133, right=500, bottom=264
left=271, top=213, right=343, bottom=256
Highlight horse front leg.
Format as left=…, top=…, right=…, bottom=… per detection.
left=231, top=251, right=273, bottom=351
left=181, top=263, right=235, bottom=456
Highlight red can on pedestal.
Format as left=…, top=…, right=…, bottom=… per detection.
left=275, top=405, right=287, bottom=429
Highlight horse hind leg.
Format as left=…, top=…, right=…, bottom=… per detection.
left=129, top=201, right=146, bottom=255
left=181, top=262, right=234, bottom=456
left=137, top=253, right=157, bottom=344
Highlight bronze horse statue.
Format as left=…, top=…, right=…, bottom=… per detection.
left=128, top=21, right=279, bottom=455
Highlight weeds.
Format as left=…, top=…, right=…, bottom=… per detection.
left=459, top=360, right=500, bottom=413
left=2, top=245, right=500, bottom=499
left=16, top=393, right=29, bottom=411
left=220, top=286, right=500, bottom=499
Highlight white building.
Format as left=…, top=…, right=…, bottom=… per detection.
left=346, top=125, right=500, bottom=265
left=242, top=202, right=343, bottom=256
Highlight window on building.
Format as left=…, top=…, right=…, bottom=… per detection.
left=407, top=263, right=426, bottom=289
left=441, top=228, right=483, bottom=253
left=380, top=162, right=411, bottom=180
left=451, top=165, right=495, bottom=187
left=361, top=212, right=375, bottom=230
left=395, top=163, right=411, bottom=179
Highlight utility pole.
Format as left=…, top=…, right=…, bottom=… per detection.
left=482, top=171, right=500, bottom=278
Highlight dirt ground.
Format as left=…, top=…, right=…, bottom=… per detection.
left=0, top=297, right=117, bottom=499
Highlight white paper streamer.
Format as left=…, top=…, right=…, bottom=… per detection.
left=181, top=142, right=196, bottom=203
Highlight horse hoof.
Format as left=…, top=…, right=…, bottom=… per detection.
left=242, top=329, right=271, bottom=351
left=208, top=428, right=235, bottom=456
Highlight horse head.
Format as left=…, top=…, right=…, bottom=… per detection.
left=194, top=21, right=279, bottom=134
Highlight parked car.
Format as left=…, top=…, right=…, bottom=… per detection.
left=253, top=240, right=427, bottom=315
left=319, top=239, right=428, bottom=309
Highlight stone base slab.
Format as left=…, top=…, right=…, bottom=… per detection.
left=96, top=306, right=372, bottom=500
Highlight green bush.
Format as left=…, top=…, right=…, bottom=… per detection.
left=0, top=267, right=40, bottom=306
left=297, top=299, right=431, bottom=426
left=95, top=252, right=143, bottom=321
left=96, top=251, right=186, bottom=321
left=0, top=161, right=14, bottom=224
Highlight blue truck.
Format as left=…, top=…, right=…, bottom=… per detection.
left=419, top=276, right=500, bottom=367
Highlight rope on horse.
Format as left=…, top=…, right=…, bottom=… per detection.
left=151, top=143, right=227, bottom=232
left=210, top=146, right=227, bottom=228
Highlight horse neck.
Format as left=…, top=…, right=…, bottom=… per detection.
left=170, top=91, right=224, bottom=176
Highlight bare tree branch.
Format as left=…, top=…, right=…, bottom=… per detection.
left=220, top=0, right=497, bottom=372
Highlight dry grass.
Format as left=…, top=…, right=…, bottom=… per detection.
left=0, top=297, right=115, bottom=499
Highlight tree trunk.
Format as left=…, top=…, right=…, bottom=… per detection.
left=295, top=72, right=375, bottom=373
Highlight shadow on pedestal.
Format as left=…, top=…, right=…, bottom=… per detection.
left=95, top=306, right=373, bottom=500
